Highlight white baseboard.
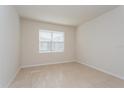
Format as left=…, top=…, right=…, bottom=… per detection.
left=6, top=66, right=21, bottom=87
left=77, top=60, right=124, bottom=80
left=21, top=60, right=76, bottom=68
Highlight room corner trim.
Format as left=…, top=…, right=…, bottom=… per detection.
left=7, top=66, right=21, bottom=88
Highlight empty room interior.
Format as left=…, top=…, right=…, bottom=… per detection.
left=1, top=5, right=124, bottom=88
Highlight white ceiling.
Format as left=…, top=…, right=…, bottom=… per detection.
left=15, top=5, right=118, bottom=26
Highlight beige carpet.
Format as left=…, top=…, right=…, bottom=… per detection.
left=9, top=62, right=124, bottom=88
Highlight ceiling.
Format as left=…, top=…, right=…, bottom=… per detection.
left=15, top=5, right=118, bottom=26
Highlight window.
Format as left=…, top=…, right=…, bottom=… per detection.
left=39, top=30, right=64, bottom=53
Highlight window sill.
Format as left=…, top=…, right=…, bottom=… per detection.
left=39, top=51, right=64, bottom=53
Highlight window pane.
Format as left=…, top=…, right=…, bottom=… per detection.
left=39, top=41, right=51, bottom=52
left=52, top=32, right=64, bottom=42
left=39, top=30, right=64, bottom=53
left=39, top=31, right=52, bottom=41
left=52, top=42, right=64, bottom=52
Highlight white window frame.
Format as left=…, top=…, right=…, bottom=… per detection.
left=39, top=30, right=64, bottom=53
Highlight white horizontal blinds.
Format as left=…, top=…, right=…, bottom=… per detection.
left=39, top=30, right=64, bottom=53
left=52, top=32, right=64, bottom=52
left=39, top=31, right=52, bottom=52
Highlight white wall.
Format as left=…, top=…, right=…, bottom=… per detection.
left=21, top=18, right=76, bottom=67
left=0, top=6, right=20, bottom=87
left=77, top=6, right=124, bottom=79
